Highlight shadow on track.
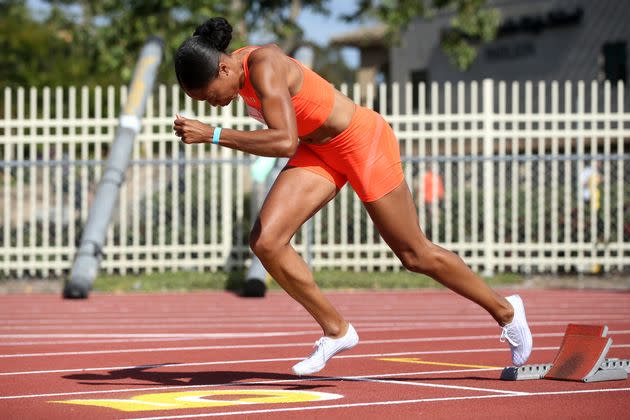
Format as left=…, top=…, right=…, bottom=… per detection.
left=62, top=365, right=333, bottom=391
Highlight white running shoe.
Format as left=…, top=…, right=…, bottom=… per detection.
left=500, top=295, right=533, bottom=366
left=292, top=324, right=359, bottom=376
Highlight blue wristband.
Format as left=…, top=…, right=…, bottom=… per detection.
left=212, top=127, right=222, bottom=144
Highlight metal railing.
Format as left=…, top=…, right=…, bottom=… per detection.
left=1, top=80, right=628, bottom=277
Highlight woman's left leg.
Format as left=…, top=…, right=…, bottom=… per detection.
left=363, top=180, right=514, bottom=326
left=364, top=179, right=533, bottom=366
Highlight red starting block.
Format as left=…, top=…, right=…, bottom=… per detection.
left=501, top=324, right=630, bottom=382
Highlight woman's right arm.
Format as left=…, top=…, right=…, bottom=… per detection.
left=174, top=47, right=299, bottom=157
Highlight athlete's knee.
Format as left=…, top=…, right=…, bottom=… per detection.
left=249, top=222, right=282, bottom=258
left=398, top=242, right=448, bottom=276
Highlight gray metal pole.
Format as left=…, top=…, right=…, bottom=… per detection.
left=63, top=37, right=163, bottom=299
left=242, top=158, right=288, bottom=297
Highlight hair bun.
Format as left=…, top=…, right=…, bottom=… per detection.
left=194, top=17, right=233, bottom=52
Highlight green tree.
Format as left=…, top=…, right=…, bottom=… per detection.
left=0, top=1, right=93, bottom=88
left=241, top=0, right=330, bottom=55
left=343, top=0, right=501, bottom=70
left=2, top=0, right=498, bottom=88
left=311, top=45, right=355, bottom=87
left=40, top=0, right=245, bottom=85
left=38, top=0, right=333, bottom=85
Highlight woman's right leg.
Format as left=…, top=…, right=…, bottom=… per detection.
left=249, top=166, right=348, bottom=338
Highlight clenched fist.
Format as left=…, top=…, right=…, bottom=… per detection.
left=173, top=114, right=214, bottom=144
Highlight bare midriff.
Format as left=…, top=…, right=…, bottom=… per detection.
left=298, top=92, right=356, bottom=145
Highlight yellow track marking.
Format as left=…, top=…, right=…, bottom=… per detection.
left=52, top=389, right=343, bottom=412
left=378, top=357, right=500, bottom=369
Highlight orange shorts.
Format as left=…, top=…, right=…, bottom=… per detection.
left=287, top=106, right=404, bottom=202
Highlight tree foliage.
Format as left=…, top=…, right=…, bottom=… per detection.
left=344, top=0, right=501, bottom=70
left=310, top=45, right=355, bottom=87
left=1, top=0, right=499, bottom=89
left=38, top=0, right=247, bottom=85
left=0, top=0, right=334, bottom=87
left=241, top=0, right=330, bottom=55
left=0, top=1, right=93, bottom=87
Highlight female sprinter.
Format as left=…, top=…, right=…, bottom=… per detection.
left=173, top=17, right=532, bottom=376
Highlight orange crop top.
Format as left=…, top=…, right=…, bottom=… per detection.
left=236, top=46, right=335, bottom=137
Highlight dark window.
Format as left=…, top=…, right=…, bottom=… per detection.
left=410, top=69, right=429, bottom=111
left=602, top=42, right=627, bottom=84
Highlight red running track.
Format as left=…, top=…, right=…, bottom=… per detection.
left=1, top=289, right=629, bottom=419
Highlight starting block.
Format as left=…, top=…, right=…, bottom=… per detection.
left=501, top=324, right=630, bottom=382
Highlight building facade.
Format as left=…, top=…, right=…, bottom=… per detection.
left=332, top=0, right=629, bottom=110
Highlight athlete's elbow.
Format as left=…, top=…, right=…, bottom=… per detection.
left=281, top=138, right=298, bottom=157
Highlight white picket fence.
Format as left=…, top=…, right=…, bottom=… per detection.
left=1, top=80, right=628, bottom=278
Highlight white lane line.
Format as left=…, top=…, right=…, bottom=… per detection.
left=4, top=312, right=630, bottom=325
left=0, top=324, right=319, bottom=331
left=124, top=388, right=630, bottom=420
left=4, top=322, right=630, bottom=347
left=355, top=377, right=528, bottom=395
left=0, top=332, right=315, bottom=339
left=0, top=338, right=222, bottom=347
left=3, top=316, right=630, bottom=331
left=1, top=343, right=629, bottom=376
left=3, top=336, right=501, bottom=358
left=4, top=319, right=630, bottom=339
left=0, top=315, right=511, bottom=324
left=0, top=326, right=407, bottom=343
left=0, top=324, right=493, bottom=346
left=3, top=310, right=629, bottom=324
left=0, top=334, right=522, bottom=358
left=0, top=368, right=501, bottom=400
left=0, top=345, right=569, bottom=376
left=0, top=346, right=535, bottom=376
left=0, top=318, right=627, bottom=345
left=3, top=330, right=630, bottom=358
left=0, top=342, right=309, bottom=358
